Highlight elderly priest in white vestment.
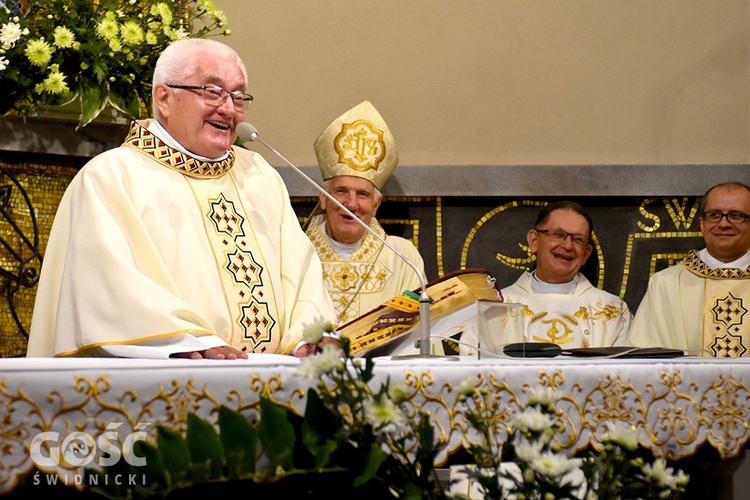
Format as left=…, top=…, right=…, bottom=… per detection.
left=26, top=38, right=337, bottom=360
left=303, top=100, right=425, bottom=326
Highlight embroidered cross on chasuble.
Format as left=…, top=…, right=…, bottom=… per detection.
left=306, top=216, right=393, bottom=324
left=681, top=251, right=750, bottom=357
left=123, top=121, right=279, bottom=353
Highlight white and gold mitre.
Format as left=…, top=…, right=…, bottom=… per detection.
left=313, top=100, right=398, bottom=190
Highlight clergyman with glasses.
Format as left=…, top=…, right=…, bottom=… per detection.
left=631, top=182, right=750, bottom=357
left=497, top=200, right=632, bottom=348
left=27, top=38, right=337, bottom=359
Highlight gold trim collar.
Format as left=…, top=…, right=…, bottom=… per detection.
left=122, top=120, right=236, bottom=177
left=681, top=250, right=750, bottom=279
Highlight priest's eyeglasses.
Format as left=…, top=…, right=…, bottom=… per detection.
left=535, top=228, right=589, bottom=247
left=701, top=211, right=750, bottom=224
left=166, top=85, right=253, bottom=110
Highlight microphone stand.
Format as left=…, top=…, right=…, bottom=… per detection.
left=238, top=124, right=454, bottom=360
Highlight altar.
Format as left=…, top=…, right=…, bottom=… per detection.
left=1, top=355, right=748, bottom=497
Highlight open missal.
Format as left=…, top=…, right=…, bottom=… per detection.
left=337, top=269, right=519, bottom=357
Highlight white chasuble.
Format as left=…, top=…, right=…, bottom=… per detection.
left=501, top=272, right=632, bottom=348
left=306, top=214, right=423, bottom=324
left=27, top=120, right=334, bottom=357
left=631, top=250, right=750, bottom=357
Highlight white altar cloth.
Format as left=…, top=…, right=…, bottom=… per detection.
left=1, top=355, right=749, bottom=493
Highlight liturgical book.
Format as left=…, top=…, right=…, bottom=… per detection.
left=337, top=269, right=511, bottom=357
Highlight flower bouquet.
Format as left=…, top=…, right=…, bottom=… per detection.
left=0, top=0, right=230, bottom=129
left=458, top=383, right=690, bottom=499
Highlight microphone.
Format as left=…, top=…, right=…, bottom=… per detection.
left=236, top=122, right=445, bottom=359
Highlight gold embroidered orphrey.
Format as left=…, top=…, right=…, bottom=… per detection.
left=123, top=121, right=278, bottom=352
left=123, top=120, right=235, bottom=178
left=307, top=216, right=391, bottom=324
left=334, top=119, right=386, bottom=173
left=681, top=250, right=750, bottom=357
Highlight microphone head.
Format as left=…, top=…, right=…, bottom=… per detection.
left=236, top=122, right=258, bottom=142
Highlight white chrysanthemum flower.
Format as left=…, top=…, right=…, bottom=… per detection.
left=0, top=56, right=7, bottom=71
left=121, top=21, right=144, bottom=45
left=172, top=27, right=188, bottom=40
left=96, top=16, right=120, bottom=41
left=108, top=38, right=122, bottom=52
left=458, top=379, right=476, bottom=397
left=52, top=26, right=75, bottom=49
left=24, top=38, right=54, bottom=67
left=514, top=437, right=544, bottom=462
left=528, top=386, right=560, bottom=409
left=530, top=451, right=575, bottom=478
left=302, top=317, right=327, bottom=344
left=297, top=343, right=343, bottom=378
left=674, top=469, right=690, bottom=487
left=0, top=21, right=24, bottom=50
left=302, top=317, right=335, bottom=344
left=641, top=458, right=687, bottom=490
left=388, top=384, right=408, bottom=404
left=198, top=0, right=217, bottom=14
left=513, top=406, right=557, bottom=434
left=363, top=393, right=408, bottom=436
left=214, top=10, right=229, bottom=27
left=151, top=3, right=173, bottom=25
left=600, top=421, right=639, bottom=452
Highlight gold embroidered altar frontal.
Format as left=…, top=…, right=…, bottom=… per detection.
left=1, top=356, right=749, bottom=493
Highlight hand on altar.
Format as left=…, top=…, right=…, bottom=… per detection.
left=171, top=345, right=250, bottom=360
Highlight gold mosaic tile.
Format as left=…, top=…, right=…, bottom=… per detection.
left=0, top=158, right=81, bottom=358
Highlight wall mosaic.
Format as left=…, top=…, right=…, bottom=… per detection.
left=0, top=156, right=710, bottom=358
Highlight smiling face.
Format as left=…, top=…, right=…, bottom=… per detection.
left=527, top=208, right=593, bottom=284
left=320, top=176, right=382, bottom=244
left=699, top=184, right=750, bottom=262
left=153, top=52, right=246, bottom=158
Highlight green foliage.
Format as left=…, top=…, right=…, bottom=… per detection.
left=217, top=405, right=257, bottom=479
left=257, top=396, right=297, bottom=471
left=0, top=0, right=230, bottom=129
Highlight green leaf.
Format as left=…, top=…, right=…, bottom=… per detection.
left=353, top=443, right=388, bottom=487
left=361, top=355, right=375, bottom=382
left=218, top=405, right=258, bottom=478
left=401, top=481, right=424, bottom=500
left=186, top=412, right=225, bottom=480
left=155, top=424, right=190, bottom=484
left=258, top=397, right=297, bottom=470
left=131, top=439, right=168, bottom=491
left=301, top=389, right=339, bottom=468
left=77, top=74, right=108, bottom=130
left=108, top=83, right=142, bottom=120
